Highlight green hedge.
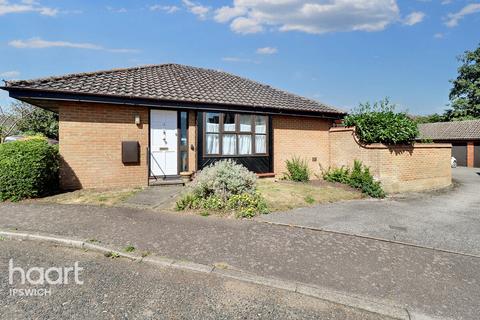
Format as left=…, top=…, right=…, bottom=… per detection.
left=0, top=139, right=59, bottom=201
left=344, top=98, right=418, bottom=145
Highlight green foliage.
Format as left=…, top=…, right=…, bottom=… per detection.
left=344, top=98, right=419, bottom=145
left=284, top=156, right=310, bottom=182
left=175, top=160, right=268, bottom=218
left=323, top=160, right=385, bottom=198
left=12, top=102, right=59, bottom=139
left=0, top=139, right=59, bottom=201
left=189, top=159, right=257, bottom=201
left=123, top=245, right=135, bottom=253
left=227, top=192, right=269, bottom=218
left=414, top=113, right=446, bottom=124
left=447, top=43, right=480, bottom=120
left=304, top=195, right=315, bottom=204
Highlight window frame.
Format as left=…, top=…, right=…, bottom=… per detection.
left=203, top=112, right=269, bottom=158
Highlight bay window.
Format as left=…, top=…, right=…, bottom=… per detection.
left=204, top=112, right=268, bottom=156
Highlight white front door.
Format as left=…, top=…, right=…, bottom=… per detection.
left=150, top=110, right=178, bottom=176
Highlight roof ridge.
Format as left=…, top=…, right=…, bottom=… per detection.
left=5, top=63, right=175, bottom=87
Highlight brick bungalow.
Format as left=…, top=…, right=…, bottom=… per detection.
left=418, top=120, right=480, bottom=168
left=1, top=64, right=346, bottom=189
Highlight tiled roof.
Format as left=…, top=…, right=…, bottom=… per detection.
left=418, top=120, right=480, bottom=140
left=3, top=64, right=344, bottom=114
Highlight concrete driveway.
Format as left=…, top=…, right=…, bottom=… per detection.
left=258, top=167, right=480, bottom=256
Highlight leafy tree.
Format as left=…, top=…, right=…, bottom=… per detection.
left=12, top=102, right=58, bottom=139
left=344, top=98, right=418, bottom=145
left=447, top=43, right=480, bottom=120
left=414, top=113, right=446, bottom=124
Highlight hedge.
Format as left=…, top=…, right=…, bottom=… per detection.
left=0, top=139, right=59, bottom=201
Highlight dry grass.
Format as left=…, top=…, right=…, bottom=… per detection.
left=39, top=187, right=143, bottom=206
left=257, top=179, right=363, bottom=212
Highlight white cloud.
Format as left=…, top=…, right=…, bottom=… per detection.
left=403, top=11, right=425, bottom=26
left=0, top=70, right=20, bottom=79
left=106, top=6, right=127, bottom=13
left=214, top=5, right=246, bottom=23
left=0, top=0, right=58, bottom=16
left=214, top=0, right=401, bottom=35
left=231, top=16, right=263, bottom=34
left=434, top=32, right=444, bottom=39
left=8, top=38, right=139, bottom=53
left=182, top=0, right=209, bottom=19
left=445, top=3, right=480, bottom=27
left=256, top=47, right=278, bottom=55
left=149, top=4, right=180, bottom=14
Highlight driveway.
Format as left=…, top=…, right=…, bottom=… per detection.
left=258, top=167, right=480, bottom=256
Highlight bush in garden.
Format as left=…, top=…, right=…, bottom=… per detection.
left=284, top=156, right=310, bottom=182
left=323, top=160, right=385, bottom=198
left=175, top=160, right=269, bottom=217
left=343, top=98, right=419, bottom=145
left=0, top=139, right=59, bottom=201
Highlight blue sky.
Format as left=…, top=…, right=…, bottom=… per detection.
left=0, top=0, right=479, bottom=115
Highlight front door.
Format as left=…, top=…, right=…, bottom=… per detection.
left=150, top=110, right=178, bottom=176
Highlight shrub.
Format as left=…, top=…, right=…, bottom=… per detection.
left=343, top=98, right=419, bottom=145
left=227, top=192, right=269, bottom=218
left=284, top=156, right=310, bottom=182
left=175, top=160, right=269, bottom=217
left=0, top=139, right=59, bottom=201
left=323, top=160, right=385, bottom=198
left=189, top=159, right=257, bottom=201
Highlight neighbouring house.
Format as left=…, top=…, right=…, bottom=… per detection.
left=418, top=120, right=480, bottom=168
left=1, top=64, right=452, bottom=193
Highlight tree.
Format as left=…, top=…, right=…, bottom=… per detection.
left=12, top=102, right=58, bottom=139
left=447, top=43, right=480, bottom=120
left=414, top=113, right=446, bottom=124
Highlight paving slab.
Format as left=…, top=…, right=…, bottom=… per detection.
left=123, top=185, right=183, bottom=209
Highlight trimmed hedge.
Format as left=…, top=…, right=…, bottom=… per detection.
left=0, top=139, right=59, bottom=201
left=344, top=98, right=418, bottom=145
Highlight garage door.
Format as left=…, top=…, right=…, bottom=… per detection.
left=475, top=143, right=480, bottom=168
left=452, top=143, right=467, bottom=167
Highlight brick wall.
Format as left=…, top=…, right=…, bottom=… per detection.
left=59, top=102, right=149, bottom=190
left=272, top=115, right=332, bottom=177
left=329, top=127, right=452, bottom=193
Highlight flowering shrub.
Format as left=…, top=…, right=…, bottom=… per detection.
left=175, top=160, right=269, bottom=217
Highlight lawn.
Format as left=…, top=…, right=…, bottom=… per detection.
left=257, top=179, right=364, bottom=212
left=38, top=187, right=143, bottom=206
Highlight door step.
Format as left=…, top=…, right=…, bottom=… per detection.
left=149, top=178, right=185, bottom=186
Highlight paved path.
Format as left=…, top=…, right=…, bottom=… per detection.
left=259, top=167, right=480, bottom=256
left=0, top=202, right=479, bottom=319
left=1, top=240, right=384, bottom=320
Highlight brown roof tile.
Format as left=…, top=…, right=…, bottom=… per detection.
left=418, top=120, right=480, bottom=140
left=3, top=64, right=344, bottom=114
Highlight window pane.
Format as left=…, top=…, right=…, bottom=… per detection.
left=238, top=135, right=252, bottom=155
left=224, top=113, right=236, bottom=132
left=255, top=116, right=267, bottom=134
left=206, top=134, right=219, bottom=154
left=180, top=151, right=188, bottom=172
left=239, top=115, right=252, bottom=132
left=222, top=134, right=236, bottom=155
left=255, top=134, right=266, bottom=154
left=180, top=112, right=188, bottom=146
left=206, top=112, right=220, bottom=133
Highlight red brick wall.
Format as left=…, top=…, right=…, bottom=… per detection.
left=58, top=102, right=149, bottom=190
left=272, top=115, right=332, bottom=177
left=467, top=142, right=474, bottom=167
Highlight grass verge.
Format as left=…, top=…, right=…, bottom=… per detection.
left=38, top=187, right=143, bottom=207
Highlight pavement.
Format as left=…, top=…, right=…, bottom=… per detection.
left=258, top=167, right=480, bottom=256
left=123, top=185, right=183, bottom=210
left=0, top=200, right=479, bottom=319
left=0, top=240, right=387, bottom=320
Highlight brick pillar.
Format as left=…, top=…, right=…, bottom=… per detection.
left=467, top=141, right=474, bottom=167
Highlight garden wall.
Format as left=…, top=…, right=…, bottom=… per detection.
left=329, top=127, right=452, bottom=193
